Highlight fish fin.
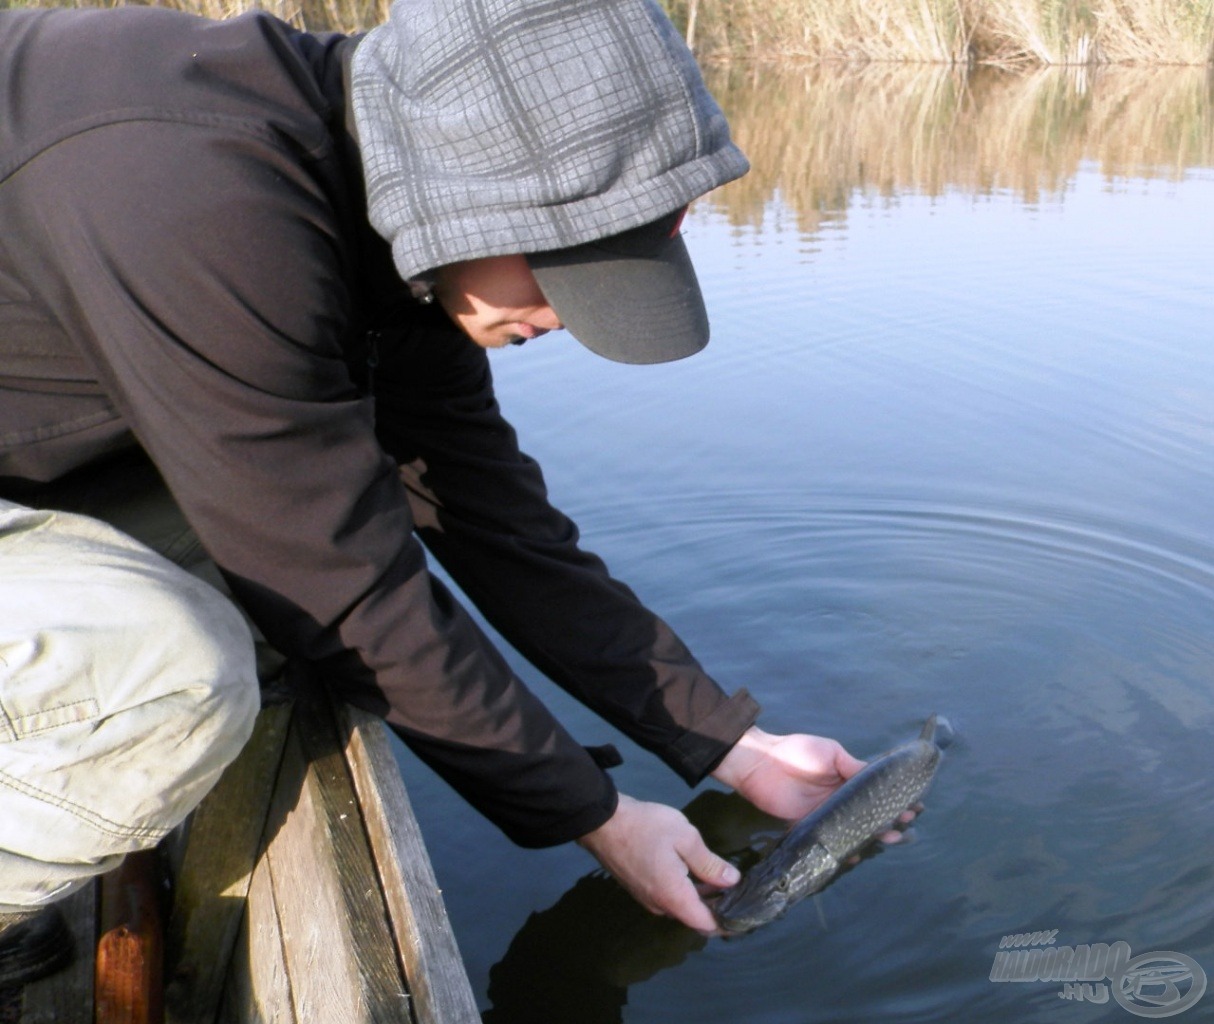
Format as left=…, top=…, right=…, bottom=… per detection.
left=927, top=714, right=955, bottom=749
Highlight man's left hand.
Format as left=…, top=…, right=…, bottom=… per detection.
left=711, top=726, right=913, bottom=840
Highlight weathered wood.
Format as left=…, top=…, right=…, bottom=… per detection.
left=217, top=847, right=295, bottom=1024
left=16, top=683, right=475, bottom=1024
left=336, top=704, right=480, bottom=1024
left=95, top=851, right=165, bottom=1024
left=17, top=883, right=95, bottom=1024
left=261, top=689, right=411, bottom=1024
left=164, top=703, right=293, bottom=1024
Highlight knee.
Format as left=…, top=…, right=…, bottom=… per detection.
left=78, top=571, right=262, bottom=833
left=0, top=570, right=262, bottom=896
left=2, top=510, right=262, bottom=752
left=143, top=571, right=261, bottom=759
left=0, top=510, right=264, bottom=900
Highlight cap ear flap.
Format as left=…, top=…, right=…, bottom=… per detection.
left=407, top=275, right=436, bottom=303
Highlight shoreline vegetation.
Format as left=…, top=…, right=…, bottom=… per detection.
left=664, top=0, right=1214, bottom=66
left=7, top=0, right=1213, bottom=66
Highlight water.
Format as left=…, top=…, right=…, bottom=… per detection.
left=393, top=65, right=1214, bottom=1022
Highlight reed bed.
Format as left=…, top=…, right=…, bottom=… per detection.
left=0, top=0, right=391, bottom=32
left=704, top=63, right=1214, bottom=234
left=666, top=0, right=1214, bottom=65
left=12, top=0, right=1213, bottom=64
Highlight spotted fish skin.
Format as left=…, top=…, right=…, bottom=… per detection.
left=712, top=715, right=946, bottom=935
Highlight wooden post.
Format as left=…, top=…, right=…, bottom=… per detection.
left=95, top=851, right=164, bottom=1024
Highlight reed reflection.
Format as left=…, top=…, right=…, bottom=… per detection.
left=704, top=64, right=1214, bottom=234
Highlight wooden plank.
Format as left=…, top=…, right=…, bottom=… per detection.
left=216, top=846, right=295, bottom=1024
left=164, top=703, right=293, bottom=1024
left=95, top=851, right=164, bottom=1024
left=336, top=703, right=480, bottom=1024
left=262, top=690, right=411, bottom=1024
left=17, top=883, right=95, bottom=1024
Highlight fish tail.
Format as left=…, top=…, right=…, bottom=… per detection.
left=921, top=713, right=955, bottom=748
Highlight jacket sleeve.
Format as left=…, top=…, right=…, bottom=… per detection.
left=370, top=305, right=759, bottom=784
left=19, top=118, right=619, bottom=846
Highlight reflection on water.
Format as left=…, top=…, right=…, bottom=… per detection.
left=482, top=790, right=915, bottom=1024
left=706, top=64, right=1214, bottom=234
left=482, top=869, right=697, bottom=1024
left=482, top=793, right=774, bottom=1024
left=392, top=65, right=1214, bottom=1023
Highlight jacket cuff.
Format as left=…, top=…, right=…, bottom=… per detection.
left=664, top=688, right=761, bottom=785
left=510, top=778, right=620, bottom=849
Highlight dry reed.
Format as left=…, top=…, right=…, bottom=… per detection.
left=12, top=0, right=1213, bottom=64
left=667, top=0, right=1214, bottom=65
left=0, top=0, right=390, bottom=32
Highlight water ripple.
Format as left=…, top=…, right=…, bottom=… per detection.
left=582, top=490, right=1214, bottom=605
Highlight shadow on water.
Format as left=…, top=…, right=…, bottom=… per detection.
left=480, top=792, right=767, bottom=1024
left=482, top=790, right=930, bottom=1024
left=481, top=870, right=699, bottom=1024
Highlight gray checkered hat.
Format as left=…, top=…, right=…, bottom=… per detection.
left=350, top=0, right=749, bottom=362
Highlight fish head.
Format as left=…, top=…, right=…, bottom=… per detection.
left=711, top=871, right=792, bottom=935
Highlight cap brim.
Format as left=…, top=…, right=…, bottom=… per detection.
left=527, top=227, right=709, bottom=365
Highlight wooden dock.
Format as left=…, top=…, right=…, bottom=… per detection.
left=8, top=683, right=480, bottom=1024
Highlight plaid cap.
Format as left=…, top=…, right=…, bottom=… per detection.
left=350, top=0, right=749, bottom=355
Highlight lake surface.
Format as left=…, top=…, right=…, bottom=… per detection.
left=393, top=64, right=1214, bottom=1022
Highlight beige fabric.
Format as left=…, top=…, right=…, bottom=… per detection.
left=0, top=500, right=259, bottom=910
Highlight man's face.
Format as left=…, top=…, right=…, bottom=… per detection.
left=433, top=255, right=563, bottom=349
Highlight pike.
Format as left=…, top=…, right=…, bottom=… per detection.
left=712, top=715, right=949, bottom=935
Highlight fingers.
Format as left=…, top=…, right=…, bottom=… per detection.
left=716, top=730, right=879, bottom=821
left=879, top=805, right=922, bottom=843
left=578, top=795, right=741, bottom=935
left=681, top=839, right=741, bottom=892
left=650, top=822, right=740, bottom=933
left=833, top=745, right=868, bottom=781
left=655, top=872, right=721, bottom=933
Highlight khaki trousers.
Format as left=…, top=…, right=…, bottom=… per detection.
left=0, top=477, right=259, bottom=911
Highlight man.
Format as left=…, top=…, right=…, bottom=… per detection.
left=0, top=0, right=892, bottom=984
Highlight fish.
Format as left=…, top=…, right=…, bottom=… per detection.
left=711, top=715, right=949, bottom=935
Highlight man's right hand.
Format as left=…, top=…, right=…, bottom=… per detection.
left=576, top=793, right=741, bottom=934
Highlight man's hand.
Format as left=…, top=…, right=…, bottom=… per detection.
left=711, top=725, right=913, bottom=839
left=578, top=727, right=915, bottom=933
left=577, top=794, right=741, bottom=934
